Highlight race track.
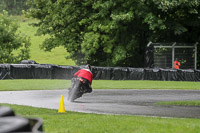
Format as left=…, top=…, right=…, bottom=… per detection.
left=0, top=89, right=200, bottom=118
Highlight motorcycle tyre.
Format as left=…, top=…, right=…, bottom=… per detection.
left=68, top=79, right=83, bottom=102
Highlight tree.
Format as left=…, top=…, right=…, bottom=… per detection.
left=25, top=0, right=200, bottom=67
left=0, top=0, right=29, bottom=15
left=0, top=11, right=30, bottom=63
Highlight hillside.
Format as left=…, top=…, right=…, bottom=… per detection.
left=17, top=16, right=75, bottom=66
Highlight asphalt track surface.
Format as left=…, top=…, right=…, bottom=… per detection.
left=0, top=89, right=200, bottom=118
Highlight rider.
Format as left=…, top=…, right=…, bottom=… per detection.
left=73, top=64, right=93, bottom=93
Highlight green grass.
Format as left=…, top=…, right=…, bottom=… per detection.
left=0, top=79, right=70, bottom=91
left=92, top=80, right=200, bottom=89
left=1, top=103, right=200, bottom=133
left=14, top=15, right=75, bottom=65
left=156, top=100, right=200, bottom=106
left=0, top=80, right=200, bottom=91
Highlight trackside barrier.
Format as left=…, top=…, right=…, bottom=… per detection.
left=160, top=68, right=177, bottom=81
left=128, top=68, right=145, bottom=80
left=195, top=70, right=200, bottom=81
left=93, top=66, right=112, bottom=80
left=0, top=64, right=199, bottom=81
left=144, top=68, right=161, bottom=80
left=111, top=67, right=129, bottom=80
left=0, top=106, right=43, bottom=133
left=0, top=64, right=12, bottom=79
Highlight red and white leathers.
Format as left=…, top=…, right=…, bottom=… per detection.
left=74, top=69, right=93, bottom=85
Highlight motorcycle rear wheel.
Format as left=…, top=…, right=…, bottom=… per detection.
left=68, top=78, right=83, bottom=102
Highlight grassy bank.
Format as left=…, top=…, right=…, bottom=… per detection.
left=14, top=15, right=75, bottom=65
left=0, top=79, right=200, bottom=91
left=1, top=103, right=200, bottom=133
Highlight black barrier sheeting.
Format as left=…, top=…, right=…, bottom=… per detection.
left=10, top=64, right=34, bottom=79
left=32, top=64, right=53, bottom=79
left=0, top=64, right=12, bottom=79
left=177, top=69, right=195, bottom=81
left=0, top=64, right=199, bottom=81
left=128, top=68, right=145, bottom=80
left=160, top=68, right=178, bottom=81
left=185, top=69, right=196, bottom=81
left=52, top=65, right=80, bottom=79
left=194, top=70, right=200, bottom=81
left=144, top=68, right=161, bottom=80
left=52, top=65, right=72, bottom=79
left=71, top=66, right=81, bottom=75
left=93, top=67, right=112, bottom=80
left=111, top=67, right=129, bottom=80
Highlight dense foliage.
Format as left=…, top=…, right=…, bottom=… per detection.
left=26, top=0, right=200, bottom=67
left=0, top=11, right=30, bottom=63
left=0, top=0, right=28, bottom=15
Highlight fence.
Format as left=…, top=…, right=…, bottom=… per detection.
left=145, top=42, right=198, bottom=69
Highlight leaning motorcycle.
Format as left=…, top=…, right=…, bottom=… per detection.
left=67, top=77, right=88, bottom=102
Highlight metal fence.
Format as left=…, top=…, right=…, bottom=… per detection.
left=146, top=42, right=198, bottom=69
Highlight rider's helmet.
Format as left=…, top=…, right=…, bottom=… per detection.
left=85, top=64, right=92, bottom=71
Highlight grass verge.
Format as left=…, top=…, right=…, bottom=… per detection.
left=0, top=79, right=70, bottom=91
left=92, top=80, right=200, bottom=89
left=0, top=79, right=200, bottom=91
left=1, top=103, right=200, bottom=133
left=156, top=100, right=200, bottom=106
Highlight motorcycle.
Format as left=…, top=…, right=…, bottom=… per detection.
left=67, top=77, right=89, bottom=102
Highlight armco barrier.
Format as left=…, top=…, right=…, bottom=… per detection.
left=0, top=64, right=199, bottom=81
